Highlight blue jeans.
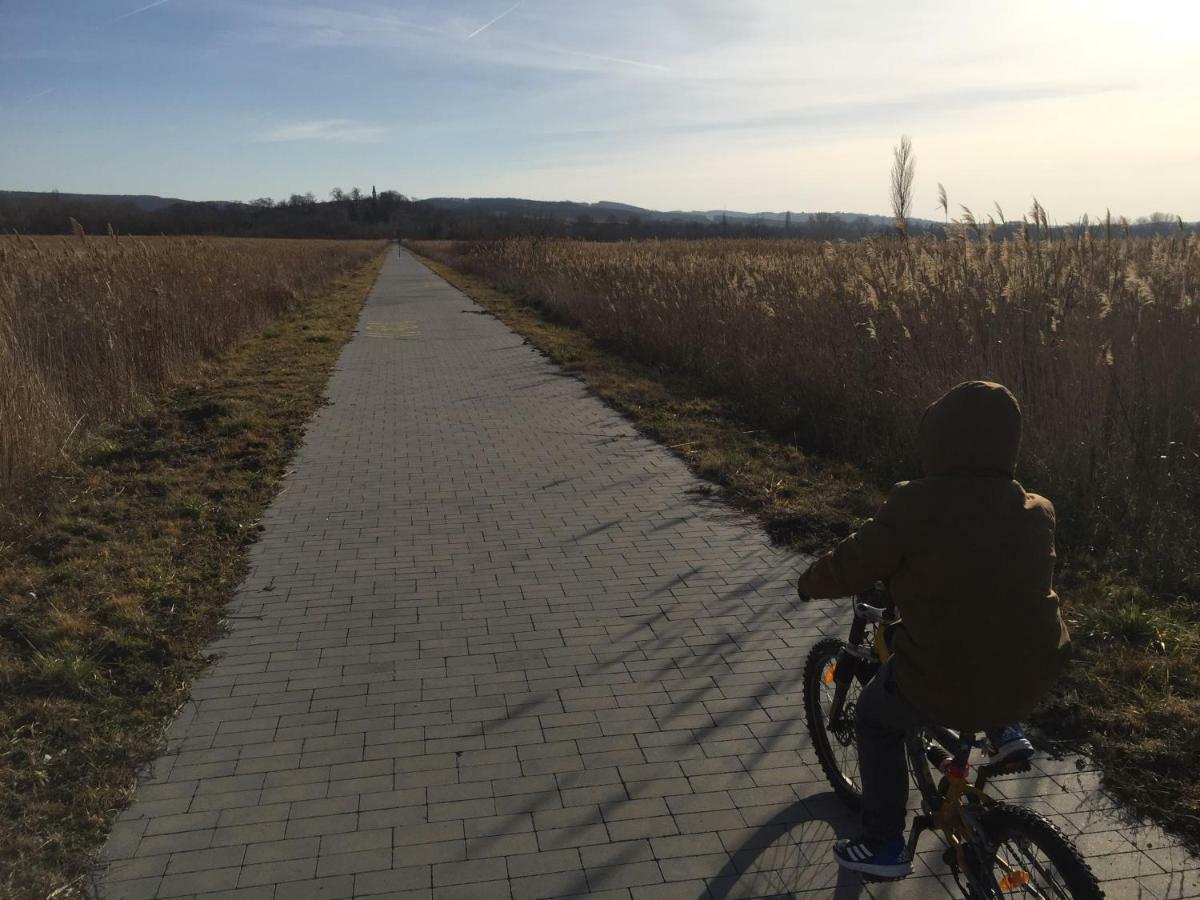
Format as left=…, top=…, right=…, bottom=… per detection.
left=854, top=660, right=932, bottom=841
left=856, top=660, right=1024, bottom=840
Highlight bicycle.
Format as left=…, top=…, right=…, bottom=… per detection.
left=802, top=586, right=1104, bottom=898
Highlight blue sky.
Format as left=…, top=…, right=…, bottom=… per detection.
left=3, top=0, right=1198, bottom=218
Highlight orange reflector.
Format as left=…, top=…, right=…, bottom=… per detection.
left=999, top=870, right=1031, bottom=891
left=823, top=663, right=837, bottom=685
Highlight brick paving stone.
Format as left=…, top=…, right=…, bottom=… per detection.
left=97, top=250, right=1199, bottom=897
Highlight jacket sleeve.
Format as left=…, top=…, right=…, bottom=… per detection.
left=796, top=488, right=905, bottom=599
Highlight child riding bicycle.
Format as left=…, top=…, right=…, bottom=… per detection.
left=796, top=381, right=1072, bottom=878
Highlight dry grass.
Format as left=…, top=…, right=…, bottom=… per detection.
left=0, top=236, right=385, bottom=494
left=410, top=242, right=1200, bottom=848
left=0, top=248, right=383, bottom=898
left=410, top=234, right=1200, bottom=598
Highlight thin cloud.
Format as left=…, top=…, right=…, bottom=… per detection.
left=13, top=88, right=55, bottom=110
left=110, top=0, right=170, bottom=24
left=257, top=7, right=446, bottom=43
left=511, top=39, right=668, bottom=73
left=525, top=82, right=1124, bottom=145
left=245, top=4, right=665, bottom=77
left=467, top=0, right=525, bottom=40
left=539, top=44, right=668, bottom=73
left=255, top=119, right=386, bottom=143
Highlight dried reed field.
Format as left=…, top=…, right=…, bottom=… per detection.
left=413, top=234, right=1200, bottom=596
left=0, top=236, right=385, bottom=493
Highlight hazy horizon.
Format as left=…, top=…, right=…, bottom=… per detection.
left=4, top=0, right=1199, bottom=220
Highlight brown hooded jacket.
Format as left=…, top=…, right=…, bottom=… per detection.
left=796, top=381, right=1071, bottom=731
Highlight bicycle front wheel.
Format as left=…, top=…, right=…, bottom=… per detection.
left=802, top=637, right=864, bottom=809
left=966, top=803, right=1104, bottom=899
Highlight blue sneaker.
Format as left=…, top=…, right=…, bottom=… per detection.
left=833, top=834, right=913, bottom=879
left=986, top=724, right=1034, bottom=765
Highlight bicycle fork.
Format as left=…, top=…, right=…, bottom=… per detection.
left=827, top=618, right=873, bottom=724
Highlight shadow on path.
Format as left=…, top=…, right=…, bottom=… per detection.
left=705, top=794, right=864, bottom=899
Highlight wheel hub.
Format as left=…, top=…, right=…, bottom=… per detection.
left=830, top=700, right=856, bottom=746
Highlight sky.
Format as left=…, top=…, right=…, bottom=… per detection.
left=2, top=0, right=1199, bottom=219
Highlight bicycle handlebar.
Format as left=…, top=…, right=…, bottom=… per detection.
left=854, top=600, right=894, bottom=625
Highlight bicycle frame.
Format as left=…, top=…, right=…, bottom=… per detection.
left=906, top=732, right=995, bottom=887
left=828, top=593, right=1024, bottom=896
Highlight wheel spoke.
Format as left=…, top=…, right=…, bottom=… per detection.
left=818, top=670, right=861, bottom=792
left=804, top=638, right=867, bottom=809
left=993, top=836, right=1072, bottom=898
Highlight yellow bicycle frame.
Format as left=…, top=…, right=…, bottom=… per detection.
left=855, top=603, right=1035, bottom=893
left=919, top=737, right=1034, bottom=892
left=932, top=771, right=987, bottom=871
left=873, top=621, right=894, bottom=663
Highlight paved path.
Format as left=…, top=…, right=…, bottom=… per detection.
left=99, top=250, right=1198, bottom=899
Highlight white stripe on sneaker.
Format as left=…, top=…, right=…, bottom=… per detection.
left=835, top=838, right=914, bottom=879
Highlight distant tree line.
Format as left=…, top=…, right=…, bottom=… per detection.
left=1, top=188, right=921, bottom=242
left=1, top=188, right=410, bottom=239
left=0, top=187, right=1191, bottom=242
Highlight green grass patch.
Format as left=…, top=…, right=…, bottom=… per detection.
left=411, top=248, right=1200, bottom=851
left=0, top=251, right=384, bottom=898
left=1036, top=576, right=1200, bottom=842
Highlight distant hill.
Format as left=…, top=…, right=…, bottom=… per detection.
left=419, top=196, right=928, bottom=229
left=0, top=189, right=938, bottom=231
left=0, top=190, right=199, bottom=212
left=3, top=189, right=1191, bottom=241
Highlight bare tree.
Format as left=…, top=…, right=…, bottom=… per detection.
left=891, top=134, right=916, bottom=235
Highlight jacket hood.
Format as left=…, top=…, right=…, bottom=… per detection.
left=919, top=381, right=1022, bottom=477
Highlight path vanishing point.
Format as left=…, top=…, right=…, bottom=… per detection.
left=99, top=250, right=1200, bottom=899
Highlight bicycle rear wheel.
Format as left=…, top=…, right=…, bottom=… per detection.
left=802, top=637, right=864, bottom=809
left=965, top=803, right=1104, bottom=899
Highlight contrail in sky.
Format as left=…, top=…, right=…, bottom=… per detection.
left=530, top=42, right=668, bottom=73
left=12, top=88, right=55, bottom=111
left=556, top=47, right=668, bottom=72
left=466, top=0, right=525, bottom=39
left=110, top=0, right=170, bottom=24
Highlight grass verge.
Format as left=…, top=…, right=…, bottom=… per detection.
left=410, top=248, right=1200, bottom=851
left=0, top=250, right=384, bottom=897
